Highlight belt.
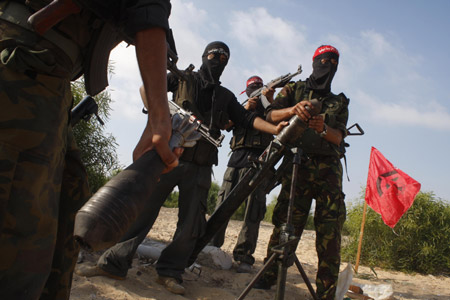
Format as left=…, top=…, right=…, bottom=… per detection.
left=0, top=1, right=81, bottom=67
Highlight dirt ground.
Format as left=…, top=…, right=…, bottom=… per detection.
left=71, top=207, right=450, bottom=300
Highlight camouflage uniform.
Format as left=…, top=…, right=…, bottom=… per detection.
left=0, top=39, right=91, bottom=300
left=260, top=80, right=349, bottom=300
left=0, top=0, right=170, bottom=298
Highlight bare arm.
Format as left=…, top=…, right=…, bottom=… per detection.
left=252, top=117, right=287, bottom=135
left=133, top=27, right=178, bottom=170
left=268, top=98, right=318, bottom=122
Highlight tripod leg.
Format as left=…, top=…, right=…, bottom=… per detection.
left=275, top=259, right=287, bottom=300
left=294, top=256, right=319, bottom=300
left=237, top=253, right=278, bottom=300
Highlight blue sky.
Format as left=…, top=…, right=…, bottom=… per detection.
left=104, top=0, right=450, bottom=204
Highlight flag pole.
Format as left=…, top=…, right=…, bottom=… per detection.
left=354, top=201, right=368, bottom=273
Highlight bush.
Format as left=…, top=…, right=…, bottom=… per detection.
left=264, top=196, right=277, bottom=222
left=342, top=191, right=450, bottom=275
left=207, top=181, right=220, bottom=215
left=71, top=81, right=121, bottom=193
left=163, top=181, right=220, bottom=216
left=163, top=191, right=179, bottom=208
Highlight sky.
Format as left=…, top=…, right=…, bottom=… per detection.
left=103, top=0, right=450, bottom=205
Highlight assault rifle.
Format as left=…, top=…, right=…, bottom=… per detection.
left=242, top=65, right=303, bottom=108
left=165, top=31, right=193, bottom=82
left=141, top=98, right=224, bottom=147
left=168, top=100, right=225, bottom=148
left=71, top=96, right=104, bottom=126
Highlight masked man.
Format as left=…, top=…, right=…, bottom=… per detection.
left=211, top=76, right=274, bottom=273
left=254, top=45, right=349, bottom=300
left=76, top=41, right=286, bottom=295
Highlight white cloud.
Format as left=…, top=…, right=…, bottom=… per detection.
left=361, top=30, right=394, bottom=57
left=214, top=7, right=313, bottom=98
left=108, top=43, right=142, bottom=121
left=355, top=90, right=450, bottom=130
left=169, top=0, right=209, bottom=68
left=228, top=7, right=309, bottom=72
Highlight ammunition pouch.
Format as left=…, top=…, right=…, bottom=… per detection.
left=230, top=126, right=273, bottom=151
left=0, top=1, right=81, bottom=77
left=0, top=1, right=123, bottom=95
left=175, top=72, right=201, bottom=117
left=175, top=71, right=230, bottom=152
left=180, top=138, right=218, bottom=166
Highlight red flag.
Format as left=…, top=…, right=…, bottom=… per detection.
left=365, top=147, right=421, bottom=228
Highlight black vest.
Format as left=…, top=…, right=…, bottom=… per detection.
left=174, top=71, right=232, bottom=166
left=229, top=101, right=272, bottom=151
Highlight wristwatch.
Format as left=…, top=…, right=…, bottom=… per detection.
left=320, top=123, right=328, bottom=138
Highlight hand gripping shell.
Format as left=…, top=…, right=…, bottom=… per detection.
left=74, top=114, right=200, bottom=251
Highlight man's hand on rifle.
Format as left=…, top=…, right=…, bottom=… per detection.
left=261, top=87, right=275, bottom=103
left=244, top=96, right=259, bottom=111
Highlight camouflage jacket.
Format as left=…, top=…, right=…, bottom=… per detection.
left=267, top=80, right=349, bottom=157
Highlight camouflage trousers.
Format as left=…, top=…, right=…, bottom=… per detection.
left=211, top=165, right=267, bottom=265
left=0, top=58, right=90, bottom=299
left=262, top=155, right=346, bottom=300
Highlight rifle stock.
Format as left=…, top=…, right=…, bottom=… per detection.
left=27, top=0, right=80, bottom=35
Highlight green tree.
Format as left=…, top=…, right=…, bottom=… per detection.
left=71, top=80, right=121, bottom=193
left=163, top=190, right=179, bottom=208
left=207, top=181, right=220, bottom=215
left=264, top=196, right=277, bottom=222
left=342, top=191, right=450, bottom=275
left=163, top=181, right=220, bottom=216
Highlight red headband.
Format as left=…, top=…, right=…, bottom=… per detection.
left=312, top=45, right=339, bottom=60
left=240, top=76, right=263, bottom=95
left=246, top=76, right=263, bottom=87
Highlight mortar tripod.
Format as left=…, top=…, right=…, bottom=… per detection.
left=237, top=147, right=319, bottom=300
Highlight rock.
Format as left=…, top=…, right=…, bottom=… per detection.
left=136, top=240, right=232, bottom=270
left=196, top=246, right=232, bottom=270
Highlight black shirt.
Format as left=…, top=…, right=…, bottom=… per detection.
left=167, top=72, right=257, bottom=129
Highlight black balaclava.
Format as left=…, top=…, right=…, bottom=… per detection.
left=306, top=45, right=339, bottom=94
left=199, top=41, right=230, bottom=86
left=244, top=75, right=264, bottom=97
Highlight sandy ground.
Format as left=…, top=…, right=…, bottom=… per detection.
left=71, top=207, right=450, bottom=300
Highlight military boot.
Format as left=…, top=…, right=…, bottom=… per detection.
left=236, top=262, right=252, bottom=273
left=253, top=276, right=275, bottom=290
left=156, top=275, right=186, bottom=295
left=74, top=264, right=125, bottom=280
